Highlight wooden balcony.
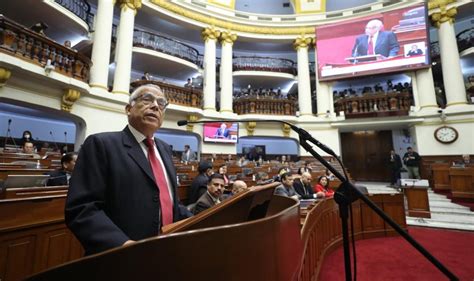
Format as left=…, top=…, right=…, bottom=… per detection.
left=334, top=91, right=412, bottom=119
left=0, top=15, right=91, bottom=82
left=130, top=80, right=203, bottom=109
left=233, top=97, right=296, bottom=115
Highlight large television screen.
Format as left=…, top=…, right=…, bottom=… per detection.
left=316, top=3, right=430, bottom=81
left=203, top=122, right=239, bottom=144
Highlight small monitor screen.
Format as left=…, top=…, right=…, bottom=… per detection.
left=203, top=122, right=239, bottom=144
left=316, top=2, right=430, bottom=81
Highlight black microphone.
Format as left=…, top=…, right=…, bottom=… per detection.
left=50, top=131, right=59, bottom=151
left=176, top=119, right=337, bottom=157
left=8, top=119, right=11, bottom=125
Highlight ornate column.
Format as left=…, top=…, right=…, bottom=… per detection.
left=202, top=27, right=220, bottom=112
left=219, top=31, right=237, bottom=113
left=294, top=35, right=313, bottom=116
left=89, top=0, right=115, bottom=93
left=430, top=2, right=467, bottom=107
left=112, top=0, right=141, bottom=95
left=415, top=68, right=438, bottom=110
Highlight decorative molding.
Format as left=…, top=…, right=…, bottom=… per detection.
left=208, top=0, right=236, bottom=10
left=62, top=89, right=81, bottom=112
left=0, top=67, right=12, bottom=87
left=151, top=0, right=314, bottom=35
left=186, top=114, right=199, bottom=132
left=429, top=0, right=457, bottom=28
left=293, top=34, right=313, bottom=50
left=220, top=31, right=237, bottom=45
left=117, top=0, right=142, bottom=11
left=246, top=121, right=256, bottom=136
left=282, top=123, right=291, bottom=137
left=202, top=27, right=221, bottom=42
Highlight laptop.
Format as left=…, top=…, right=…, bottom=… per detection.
left=1, top=175, right=50, bottom=189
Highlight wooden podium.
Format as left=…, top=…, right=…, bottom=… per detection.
left=401, top=184, right=431, bottom=218
left=26, top=183, right=304, bottom=281
left=449, top=166, right=474, bottom=201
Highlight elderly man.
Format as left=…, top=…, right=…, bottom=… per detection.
left=193, top=174, right=226, bottom=215
left=351, top=19, right=399, bottom=58
left=293, top=172, right=315, bottom=199
left=65, top=84, right=191, bottom=255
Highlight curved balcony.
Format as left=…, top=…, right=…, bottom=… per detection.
left=0, top=15, right=91, bottom=82
left=334, top=91, right=413, bottom=119
left=233, top=97, right=296, bottom=116
left=54, top=0, right=94, bottom=31
left=233, top=56, right=296, bottom=75
left=431, top=28, right=474, bottom=58
left=130, top=80, right=202, bottom=109
left=133, top=29, right=200, bottom=66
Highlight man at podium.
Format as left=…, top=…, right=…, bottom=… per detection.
left=351, top=19, right=400, bottom=59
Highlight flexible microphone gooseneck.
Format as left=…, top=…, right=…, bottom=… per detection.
left=50, top=131, right=60, bottom=152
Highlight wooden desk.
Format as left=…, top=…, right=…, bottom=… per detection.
left=431, top=163, right=451, bottom=192
left=402, top=186, right=431, bottom=218
left=449, top=167, right=474, bottom=201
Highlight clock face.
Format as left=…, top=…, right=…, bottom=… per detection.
left=434, top=126, right=458, bottom=144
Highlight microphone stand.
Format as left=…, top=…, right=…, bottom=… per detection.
left=4, top=119, right=17, bottom=150
left=290, top=125, right=458, bottom=281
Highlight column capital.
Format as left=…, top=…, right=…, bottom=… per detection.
left=0, top=67, right=12, bottom=87
left=186, top=114, right=199, bottom=132
left=293, top=35, right=313, bottom=51
left=282, top=123, right=291, bottom=137
left=220, top=31, right=237, bottom=45
left=429, top=0, right=457, bottom=28
left=246, top=122, right=256, bottom=136
left=202, top=27, right=221, bottom=42
left=62, top=89, right=81, bottom=112
left=117, top=0, right=142, bottom=11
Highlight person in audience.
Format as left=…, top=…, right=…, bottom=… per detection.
left=64, top=40, right=72, bottom=48
left=47, top=152, right=78, bottom=186
left=274, top=172, right=298, bottom=199
left=218, top=164, right=230, bottom=185
left=462, top=154, right=472, bottom=165
left=214, top=123, right=230, bottom=139
left=141, top=71, right=151, bottom=80
left=188, top=161, right=214, bottom=204
left=324, top=169, right=335, bottom=181
left=255, top=171, right=272, bottom=185
left=181, top=144, right=196, bottom=162
left=30, top=22, right=48, bottom=36
left=314, top=176, right=334, bottom=198
left=351, top=19, right=399, bottom=58
left=406, top=44, right=423, bottom=56
left=237, top=156, right=249, bottom=167
left=65, top=84, right=191, bottom=255
left=388, top=150, right=402, bottom=186
left=184, top=78, right=192, bottom=88
left=231, top=180, right=248, bottom=195
left=293, top=172, right=315, bottom=199
left=403, top=147, right=421, bottom=179
left=22, top=141, right=41, bottom=159
left=21, top=130, right=33, bottom=144
left=193, top=174, right=225, bottom=215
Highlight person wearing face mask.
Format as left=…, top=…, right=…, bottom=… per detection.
left=65, top=84, right=192, bottom=255
left=21, top=130, right=33, bottom=143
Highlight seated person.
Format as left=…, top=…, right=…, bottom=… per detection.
left=218, top=164, right=230, bottom=185
left=214, top=123, right=230, bottom=139
left=193, top=174, right=225, bottom=215
left=406, top=44, right=423, bottom=56
left=188, top=161, right=214, bottom=204
left=255, top=171, right=273, bottom=185
left=231, top=180, right=248, bottom=196
left=47, top=152, right=78, bottom=186
left=22, top=141, right=41, bottom=159
left=274, top=172, right=298, bottom=200
left=314, top=176, right=335, bottom=198
left=293, top=172, right=315, bottom=199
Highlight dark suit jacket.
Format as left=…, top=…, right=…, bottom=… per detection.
left=407, top=49, right=423, bottom=56
left=65, top=127, right=189, bottom=255
left=188, top=173, right=208, bottom=204
left=352, top=31, right=400, bottom=58
left=215, top=127, right=230, bottom=138
left=46, top=169, right=68, bottom=186
left=389, top=154, right=402, bottom=170
left=293, top=179, right=315, bottom=199
left=193, top=192, right=218, bottom=215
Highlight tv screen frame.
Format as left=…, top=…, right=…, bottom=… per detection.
left=315, top=2, right=430, bottom=81
left=203, top=122, right=239, bottom=144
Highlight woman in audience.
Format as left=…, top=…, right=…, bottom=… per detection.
left=314, top=176, right=334, bottom=198
left=218, top=164, right=229, bottom=185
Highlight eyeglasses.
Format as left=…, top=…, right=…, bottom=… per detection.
left=133, top=93, right=169, bottom=110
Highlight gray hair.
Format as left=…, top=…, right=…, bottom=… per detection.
left=129, top=84, right=164, bottom=104
left=367, top=19, right=384, bottom=29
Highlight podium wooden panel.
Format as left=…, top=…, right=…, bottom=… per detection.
left=432, top=163, right=451, bottom=192
left=449, top=167, right=474, bottom=201
left=402, top=186, right=431, bottom=218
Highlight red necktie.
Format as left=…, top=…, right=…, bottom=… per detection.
left=367, top=36, right=374, bottom=55
left=145, top=138, right=173, bottom=226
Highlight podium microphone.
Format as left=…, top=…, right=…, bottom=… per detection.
left=177, top=119, right=337, bottom=157
left=50, top=131, right=59, bottom=151
left=4, top=118, right=17, bottom=149
left=64, top=131, right=68, bottom=153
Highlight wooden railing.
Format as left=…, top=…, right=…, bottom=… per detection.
left=130, top=80, right=203, bottom=108
left=233, top=56, right=297, bottom=75
left=54, top=0, right=94, bottom=31
left=233, top=97, right=296, bottom=115
left=334, top=91, right=412, bottom=118
left=0, top=15, right=92, bottom=82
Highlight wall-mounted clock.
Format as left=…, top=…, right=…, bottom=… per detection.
left=434, top=126, right=458, bottom=144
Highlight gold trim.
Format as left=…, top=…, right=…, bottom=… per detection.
left=430, top=2, right=457, bottom=28
left=151, top=0, right=315, bottom=35
left=62, top=89, right=81, bottom=112
left=246, top=121, right=256, bottom=136
left=220, top=31, right=237, bottom=44
left=446, top=101, right=467, bottom=106
left=293, top=0, right=326, bottom=14
left=186, top=114, right=199, bottom=132
left=202, top=27, right=221, bottom=42
left=208, top=0, right=235, bottom=10
left=89, top=83, right=109, bottom=90
left=112, top=90, right=130, bottom=95
left=293, top=34, right=313, bottom=50
left=282, top=123, right=291, bottom=137
left=0, top=67, right=12, bottom=87
left=117, top=0, right=142, bottom=11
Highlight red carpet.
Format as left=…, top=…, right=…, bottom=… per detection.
left=319, top=227, right=474, bottom=281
